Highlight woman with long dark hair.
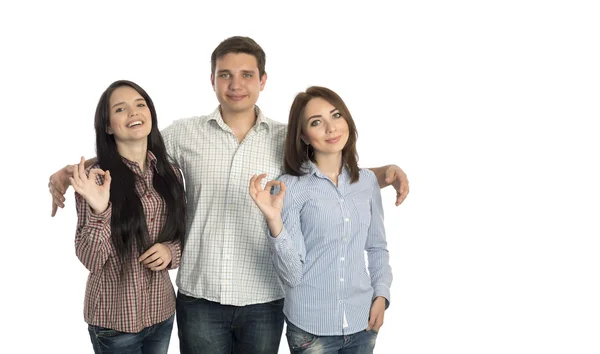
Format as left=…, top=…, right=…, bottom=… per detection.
left=249, top=86, right=393, bottom=354
left=71, top=80, right=186, bottom=353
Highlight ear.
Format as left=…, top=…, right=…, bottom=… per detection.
left=106, top=126, right=114, bottom=135
left=210, top=73, right=216, bottom=91
left=259, top=72, right=267, bottom=91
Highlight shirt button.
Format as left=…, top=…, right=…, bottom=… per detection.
left=344, top=218, right=349, bottom=222
left=340, top=278, right=344, bottom=282
left=341, top=257, right=345, bottom=261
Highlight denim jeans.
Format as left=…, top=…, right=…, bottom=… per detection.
left=285, top=319, right=378, bottom=354
left=176, top=291, right=285, bottom=354
left=87, top=314, right=174, bottom=354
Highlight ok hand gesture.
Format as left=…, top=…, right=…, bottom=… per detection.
left=249, top=173, right=286, bottom=222
left=70, top=156, right=111, bottom=214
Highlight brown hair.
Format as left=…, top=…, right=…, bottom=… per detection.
left=284, top=86, right=360, bottom=183
left=211, top=36, right=266, bottom=78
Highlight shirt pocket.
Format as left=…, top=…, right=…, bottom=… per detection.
left=352, top=198, right=372, bottom=226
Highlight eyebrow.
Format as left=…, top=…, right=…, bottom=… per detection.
left=308, top=108, right=338, bottom=120
left=111, top=98, right=145, bottom=109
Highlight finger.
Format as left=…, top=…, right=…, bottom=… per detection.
left=249, top=174, right=258, bottom=198
left=143, top=256, right=164, bottom=268
left=253, top=173, right=267, bottom=191
left=72, top=163, right=81, bottom=186
left=264, top=180, right=280, bottom=193
left=88, top=169, right=106, bottom=183
left=151, top=262, right=168, bottom=271
left=138, top=244, right=159, bottom=262
left=78, top=156, right=86, bottom=179
left=69, top=177, right=81, bottom=194
left=51, top=187, right=66, bottom=207
left=51, top=200, right=58, bottom=217
left=103, top=170, right=111, bottom=190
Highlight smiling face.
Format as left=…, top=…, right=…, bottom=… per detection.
left=107, top=85, right=152, bottom=144
left=210, top=52, right=267, bottom=117
left=301, top=97, right=350, bottom=158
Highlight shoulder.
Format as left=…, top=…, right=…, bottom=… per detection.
left=263, top=116, right=288, bottom=135
left=358, top=168, right=378, bottom=187
left=162, top=115, right=210, bottom=133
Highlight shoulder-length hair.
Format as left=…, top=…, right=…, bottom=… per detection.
left=94, top=80, right=186, bottom=267
left=284, top=86, right=360, bottom=183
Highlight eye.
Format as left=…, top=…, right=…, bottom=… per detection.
left=332, top=112, right=342, bottom=119
left=243, top=73, right=253, bottom=78
left=115, top=107, right=124, bottom=113
left=219, top=73, right=230, bottom=78
left=310, top=119, right=321, bottom=127
left=137, top=103, right=146, bottom=107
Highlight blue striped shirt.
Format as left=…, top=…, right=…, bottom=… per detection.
left=268, top=162, right=392, bottom=336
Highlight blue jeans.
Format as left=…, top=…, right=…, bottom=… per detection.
left=176, top=291, right=285, bottom=354
left=87, top=314, right=174, bottom=354
left=285, top=320, right=378, bottom=354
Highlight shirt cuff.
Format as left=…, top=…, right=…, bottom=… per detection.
left=373, top=285, right=391, bottom=309
left=85, top=203, right=112, bottom=226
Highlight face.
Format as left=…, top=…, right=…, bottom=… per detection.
left=107, top=86, right=152, bottom=143
left=211, top=53, right=267, bottom=116
left=301, top=97, right=349, bottom=157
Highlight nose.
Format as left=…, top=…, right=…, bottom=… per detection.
left=229, top=75, right=242, bottom=90
left=129, top=108, right=139, bottom=117
left=325, top=121, right=338, bottom=134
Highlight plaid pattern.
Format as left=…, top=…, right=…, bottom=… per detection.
left=74, top=151, right=182, bottom=333
left=162, top=106, right=287, bottom=306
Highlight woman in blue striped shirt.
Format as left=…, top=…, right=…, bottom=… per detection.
left=249, top=86, right=393, bottom=353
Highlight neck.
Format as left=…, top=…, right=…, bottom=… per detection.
left=116, top=140, right=148, bottom=172
left=221, top=106, right=257, bottom=142
left=314, top=151, right=343, bottom=184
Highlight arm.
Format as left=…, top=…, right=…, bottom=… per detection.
left=249, top=174, right=306, bottom=287
left=367, top=164, right=410, bottom=206
left=74, top=181, right=113, bottom=273
left=365, top=173, right=393, bottom=331
left=49, top=156, right=98, bottom=216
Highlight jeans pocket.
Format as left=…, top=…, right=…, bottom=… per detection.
left=90, top=325, right=121, bottom=338
left=286, top=322, right=317, bottom=351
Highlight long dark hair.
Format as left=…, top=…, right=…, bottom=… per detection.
left=94, top=80, right=185, bottom=266
left=284, top=86, right=360, bottom=183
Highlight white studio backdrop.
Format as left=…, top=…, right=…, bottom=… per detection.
left=1, top=1, right=599, bottom=353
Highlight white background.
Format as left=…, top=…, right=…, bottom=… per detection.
left=1, top=1, right=599, bottom=353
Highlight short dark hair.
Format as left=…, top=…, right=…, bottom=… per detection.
left=211, top=36, right=266, bottom=78
left=284, top=86, right=360, bottom=183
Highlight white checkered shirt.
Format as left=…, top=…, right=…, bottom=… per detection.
left=161, top=106, right=287, bottom=306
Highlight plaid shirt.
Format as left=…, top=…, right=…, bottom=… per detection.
left=74, top=151, right=183, bottom=333
left=162, top=106, right=287, bottom=306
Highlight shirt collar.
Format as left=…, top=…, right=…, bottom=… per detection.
left=303, top=160, right=349, bottom=181
left=208, top=105, right=270, bottom=132
left=121, top=150, right=158, bottom=175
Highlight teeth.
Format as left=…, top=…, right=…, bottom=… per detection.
left=127, top=121, right=142, bottom=127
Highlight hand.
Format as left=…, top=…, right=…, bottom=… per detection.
left=138, top=243, right=172, bottom=271
left=366, top=297, right=386, bottom=332
left=49, top=164, right=75, bottom=216
left=69, top=156, right=111, bottom=214
left=249, top=174, right=286, bottom=222
left=384, top=165, right=409, bottom=206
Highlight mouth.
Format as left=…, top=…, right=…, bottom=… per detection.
left=227, top=94, right=247, bottom=101
left=326, top=136, right=341, bottom=144
left=126, top=120, right=144, bottom=128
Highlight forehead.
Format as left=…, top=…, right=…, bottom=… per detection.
left=304, top=97, right=335, bottom=116
left=109, top=86, right=142, bottom=104
left=215, top=52, right=258, bottom=72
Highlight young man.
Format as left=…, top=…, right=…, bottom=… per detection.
left=48, top=36, right=409, bottom=354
